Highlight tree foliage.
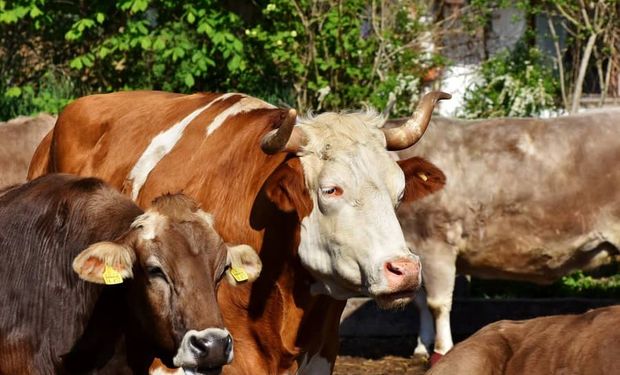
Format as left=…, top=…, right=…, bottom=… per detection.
left=0, top=0, right=442, bottom=120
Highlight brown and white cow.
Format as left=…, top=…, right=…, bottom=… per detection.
left=390, top=109, right=620, bottom=361
left=0, top=113, right=55, bottom=188
left=427, top=305, right=620, bottom=375
left=0, top=174, right=261, bottom=374
left=28, top=90, right=449, bottom=373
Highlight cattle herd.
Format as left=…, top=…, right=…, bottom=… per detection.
left=0, top=90, right=618, bottom=374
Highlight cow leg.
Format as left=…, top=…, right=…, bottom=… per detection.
left=413, top=289, right=434, bottom=359
left=417, top=242, right=457, bottom=359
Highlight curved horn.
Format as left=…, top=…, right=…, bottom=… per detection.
left=260, top=109, right=305, bottom=154
left=382, top=91, right=451, bottom=151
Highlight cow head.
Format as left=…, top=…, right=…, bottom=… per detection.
left=72, top=194, right=261, bottom=374
left=262, top=91, right=449, bottom=309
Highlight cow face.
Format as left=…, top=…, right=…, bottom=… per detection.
left=264, top=111, right=445, bottom=309
left=72, top=194, right=261, bottom=374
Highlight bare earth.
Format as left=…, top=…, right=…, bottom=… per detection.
left=334, top=356, right=427, bottom=375
left=333, top=337, right=428, bottom=375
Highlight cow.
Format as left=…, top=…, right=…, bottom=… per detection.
left=28, top=90, right=450, bottom=373
left=0, top=173, right=261, bottom=374
left=426, top=305, right=620, bottom=375
left=0, top=113, right=55, bottom=188
left=389, top=109, right=620, bottom=362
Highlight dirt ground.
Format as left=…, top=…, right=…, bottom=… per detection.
left=334, top=356, right=427, bottom=375
left=332, top=337, right=428, bottom=375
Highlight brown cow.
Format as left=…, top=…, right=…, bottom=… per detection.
left=389, top=110, right=620, bottom=361
left=0, top=174, right=261, bottom=374
left=28, top=90, right=449, bottom=373
left=427, top=305, right=620, bottom=375
left=0, top=113, right=55, bottom=188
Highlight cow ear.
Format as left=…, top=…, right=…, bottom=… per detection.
left=225, top=244, right=262, bottom=285
left=72, top=241, right=136, bottom=285
left=263, top=159, right=312, bottom=215
left=398, top=157, right=446, bottom=203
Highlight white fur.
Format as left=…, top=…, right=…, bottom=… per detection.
left=131, top=211, right=168, bottom=240
left=295, top=111, right=417, bottom=301
left=128, top=93, right=237, bottom=200
left=205, top=96, right=275, bottom=136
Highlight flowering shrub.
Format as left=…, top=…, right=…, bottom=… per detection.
left=460, top=42, right=560, bottom=118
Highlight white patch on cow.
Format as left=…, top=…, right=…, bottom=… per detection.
left=128, top=93, right=237, bottom=200
left=131, top=211, right=168, bottom=240
left=205, top=96, right=275, bottom=136
left=516, top=133, right=536, bottom=156
left=195, top=210, right=215, bottom=228
left=294, top=110, right=419, bottom=302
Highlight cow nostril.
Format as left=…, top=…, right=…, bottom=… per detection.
left=224, top=334, right=233, bottom=357
left=386, top=262, right=403, bottom=276
left=189, top=335, right=209, bottom=356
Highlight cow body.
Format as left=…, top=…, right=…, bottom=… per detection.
left=427, top=305, right=620, bottom=375
left=28, top=90, right=447, bottom=373
left=0, top=174, right=261, bottom=374
left=0, top=113, right=55, bottom=188
left=391, top=110, right=620, bottom=357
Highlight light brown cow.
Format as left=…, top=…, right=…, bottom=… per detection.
left=0, top=113, right=55, bottom=188
left=29, top=90, right=449, bottom=373
left=390, top=110, right=620, bottom=361
left=427, top=305, right=620, bottom=375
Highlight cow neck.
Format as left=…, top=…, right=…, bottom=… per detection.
left=195, top=138, right=345, bottom=372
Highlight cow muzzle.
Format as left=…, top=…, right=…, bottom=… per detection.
left=375, top=256, right=422, bottom=309
left=173, top=328, right=233, bottom=375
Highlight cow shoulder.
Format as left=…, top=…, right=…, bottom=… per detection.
left=398, top=156, right=445, bottom=203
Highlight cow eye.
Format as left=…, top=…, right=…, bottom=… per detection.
left=320, top=186, right=343, bottom=197
left=146, top=265, right=167, bottom=281
left=217, top=264, right=231, bottom=283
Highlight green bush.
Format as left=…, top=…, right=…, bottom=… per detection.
left=0, top=0, right=441, bottom=120
left=460, top=41, right=560, bottom=119
left=470, top=262, right=620, bottom=299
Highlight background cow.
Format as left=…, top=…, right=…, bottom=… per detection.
left=391, top=109, right=620, bottom=361
left=427, top=305, right=620, bottom=375
left=28, top=90, right=449, bottom=373
left=0, top=113, right=55, bottom=188
left=0, top=174, right=261, bottom=374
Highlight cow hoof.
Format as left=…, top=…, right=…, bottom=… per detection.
left=430, top=352, right=443, bottom=366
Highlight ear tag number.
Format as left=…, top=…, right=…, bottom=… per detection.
left=103, top=265, right=123, bottom=285
left=229, top=267, right=249, bottom=282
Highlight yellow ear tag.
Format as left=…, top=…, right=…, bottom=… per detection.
left=417, top=172, right=429, bottom=182
left=102, top=265, right=123, bottom=285
left=229, top=267, right=249, bottom=283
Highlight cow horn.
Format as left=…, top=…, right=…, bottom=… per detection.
left=382, top=91, right=451, bottom=151
left=261, top=108, right=305, bottom=154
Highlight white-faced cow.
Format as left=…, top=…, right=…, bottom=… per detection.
left=0, top=173, right=261, bottom=374
left=427, top=305, right=620, bottom=375
left=0, top=113, right=55, bottom=188
left=390, top=109, right=620, bottom=362
left=28, top=90, right=449, bottom=373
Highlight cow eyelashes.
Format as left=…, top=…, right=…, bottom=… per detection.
left=217, top=264, right=230, bottom=283
left=146, top=265, right=168, bottom=282
left=320, top=186, right=343, bottom=197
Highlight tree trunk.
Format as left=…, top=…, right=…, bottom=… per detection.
left=570, top=32, right=598, bottom=113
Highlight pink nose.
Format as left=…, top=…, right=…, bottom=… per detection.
left=384, top=258, right=421, bottom=291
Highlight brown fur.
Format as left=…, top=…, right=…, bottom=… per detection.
left=0, top=174, right=233, bottom=373
left=427, top=306, right=620, bottom=375
left=0, top=113, right=55, bottom=188
left=28, top=91, right=443, bottom=373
